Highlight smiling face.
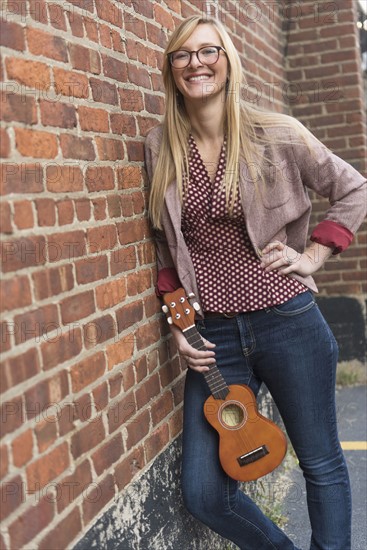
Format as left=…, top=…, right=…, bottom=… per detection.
left=170, top=23, right=229, bottom=105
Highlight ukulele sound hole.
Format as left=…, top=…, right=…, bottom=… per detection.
left=220, top=402, right=246, bottom=429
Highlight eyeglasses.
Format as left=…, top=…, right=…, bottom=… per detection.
left=168, top=46, right=226, bottom=69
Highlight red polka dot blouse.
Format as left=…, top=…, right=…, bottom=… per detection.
left=181, top=134, right=308, bottom=313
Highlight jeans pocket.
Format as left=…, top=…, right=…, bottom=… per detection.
left=269, top=290, right=316, bottom=317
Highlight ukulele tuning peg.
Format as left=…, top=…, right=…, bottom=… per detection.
left=162, top=305, right=169, bottom=313
left=167, top=316, right=173, bottom=325
left=193, top=302, right=200, bottom=311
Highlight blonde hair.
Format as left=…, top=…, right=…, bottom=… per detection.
left=149, top=15, right=316, bottom=229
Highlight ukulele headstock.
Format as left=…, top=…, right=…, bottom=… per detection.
left=162, top=288, right=199, bottom=331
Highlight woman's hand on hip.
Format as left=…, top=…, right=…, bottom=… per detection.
left=260, top=241, right=333, bottom=277
left=169, top=325, right=216, bottom=373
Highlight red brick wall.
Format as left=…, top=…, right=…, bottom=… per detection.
left=0, top=1, right=365, bottom=549
left=284, top=0, right=367, bottom=295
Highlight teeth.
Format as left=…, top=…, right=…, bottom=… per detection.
left=188, top=75, right=211, bottom=82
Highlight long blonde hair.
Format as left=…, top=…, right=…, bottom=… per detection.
left=149, top=15, right=315, bottom=229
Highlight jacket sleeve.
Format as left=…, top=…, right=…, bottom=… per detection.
left=290, top=127, right=367, bottom=253
left=144, top=129, right=182, bottom=296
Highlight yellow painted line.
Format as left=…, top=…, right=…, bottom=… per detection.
left=340, top=441, right=367, bottom=450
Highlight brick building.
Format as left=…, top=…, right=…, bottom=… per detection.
left=0, top=1, right=366, bottom=549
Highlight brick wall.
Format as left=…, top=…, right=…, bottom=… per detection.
left=0, top=1, right=365, bottom=549
left=284, top=0, right=367, bottom=296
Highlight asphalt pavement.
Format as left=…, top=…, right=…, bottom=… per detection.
left=281, top=385, right=367, bottom=550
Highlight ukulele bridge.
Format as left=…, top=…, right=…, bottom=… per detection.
left=237, top=445, right=269, bottom=467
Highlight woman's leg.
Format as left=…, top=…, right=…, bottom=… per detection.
left=181, top=319, right=299, bottom=550
left=249, top=291, right=352, bottom=550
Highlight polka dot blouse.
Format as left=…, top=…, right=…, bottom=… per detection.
left=181, top=134, right=308, bottom=313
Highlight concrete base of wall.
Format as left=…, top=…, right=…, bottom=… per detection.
left=72, top=435, right=230, bottom=550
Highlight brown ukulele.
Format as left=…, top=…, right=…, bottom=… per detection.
left=162, top=288, right=287, bottom=482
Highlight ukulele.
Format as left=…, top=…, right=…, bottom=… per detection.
left=162, top=288, right=287, bottom=482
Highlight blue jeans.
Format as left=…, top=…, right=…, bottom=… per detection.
left=181, top=290, right=351, bottom=550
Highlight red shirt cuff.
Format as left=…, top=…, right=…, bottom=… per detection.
left=310, top=220, right=354, bottom=254
left=155, top=267, right=182, bottom=297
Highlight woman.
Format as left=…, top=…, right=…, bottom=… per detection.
left=145, top=15, right=366, bottom=550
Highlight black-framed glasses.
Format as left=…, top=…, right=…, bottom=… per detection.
left=168, top=46, right=226, bottom=69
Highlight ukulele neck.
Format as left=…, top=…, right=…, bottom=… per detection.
left=184, top=325, right=229, bottom=400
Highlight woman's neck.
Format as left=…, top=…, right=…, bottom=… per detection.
left=184, top=96, right=225, bottom=145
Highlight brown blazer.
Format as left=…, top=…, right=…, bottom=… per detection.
left=145, top=124, right=366, bottom=317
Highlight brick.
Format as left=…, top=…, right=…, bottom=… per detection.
left=48, top=2, right=67, bottom=30
left=0, top=128, right=10, bottom=158
left=128, top=64, right=151, bottom=88
left=115, top=446, right=145, bottom=491
left=57, top=199, right=75, bottom=225
left=0, top=235, right=46, bottom=272
left=93, top=382, right=109, bottom=413
left=102, top=54, right=128, bottom=82
left=41, top=326, right=82, bottom=371
left=29, top=0, right=48, bottom=23
left=40, top=100, right=77, bottom=128
left=109, top=371, right=123, bottom=397
left=116, top=300, right=143, bottom=333
left=69, top=43, right=101, bottom=74
left=126, top=140, right=144, bottom=161
left=127, top=269, right=151, bottom=296
left=145, top=423, right=169, bottom=463
left=90, top=77, right=118, bottom=105
left=117, top=165, right=143, bottom=189
left=75, top=254, right=108, bottom=284
left=117, top=218, right=149, bottom=245
left=78, top=106, right=109, bottom=132
left=61, top=290, right=95, bottom=324
left=107, top=390, right=136, bottom=433
left=34, top=416, right=58, bottom=452
left=75, top=198, right=91, bottom=221
left=0, top=19, right=25, bottom=51
left=153, top=4, right=175, bottom=29
left=0, top=475, right=24, bottom=521
left=0, top=396, right=24, bottom=436
left=135, top=320, right=160, bottom=351
left=119, top=87, right=144, bottom=111
left=110, top=113, right=136, bottom=136
left=82, top=473, right=115, bottom=525
left=67, top=9, right=85, bottom=37
left=1, top=91, right=37, bottom=124
left=60, top=134, right=95, bottom=160
left=84, top=16, right=99, bottom=42
left=95, top=0, right=122, bottom=26
left=135, top=373, right=160, bottom=409
left=87, top=224, right=117, bottom=252
left=135, top=355, right=148, bottom=384
left=27, top=27, right=68, bottom=61
left=8, top=197, right=33, bottom=228
left=110, top=245, right=137, bottom=275
left=35, top=198, right=56, bottom=226
left=85, top=166, right=115, bottom=192
left=39, top=508, right=82, bottom=550
left=0, top=275, right=32, bottom=312
left=15, top=128, right=58, bottom=159
left=125, top=16, right=146, bottom=40
left=1, top=320, right=11, bottom=352
left=1, top=348, right=40, bottom=394
left=95, top=278, right=126, bottom=310
left=169, top=407, right=183, bottom=439
left=71, top=414, right=105, bottom=459
left=46, top=164, right=83, bottom=193
left=95, top=136, right=124, bottom=161
left=0, top=162, right=43, bottom=195
left=106, top=334, right=135, bottom=370
left=151, top=391, right=174, bottom=426
left=54, top=67, right=89, bottom=98
left=57, top=459, right=92, bottom=512
left=70, top=351, right=106, bottom=393
left=126, top=409, right=150, bottom=450
left=0, top=201, right=12, bottom=233
left=92, top=433, right=123, bottom=475
left=83, top=313, right=115, bottom=348
left=32, top=264, right=74, bottom=300
left=24, top=370, right=69, bottom=421
left=0, top=445, right=8, bottom=479
left=8, top=496, right=54, bottom=549
left=107, top=195, right=121, bottom=218
left=26, top=442, right=69, bottom=491
left=46, top=230, right=86, bottom=262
